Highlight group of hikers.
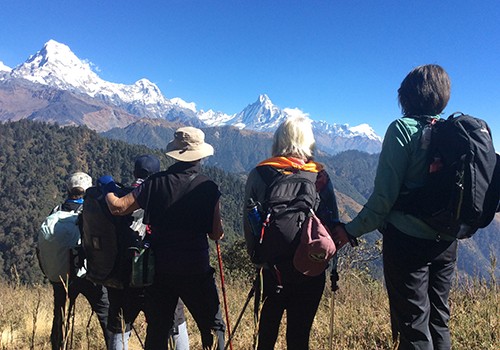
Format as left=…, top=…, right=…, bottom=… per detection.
left=37, top=63, right=498, bottom=350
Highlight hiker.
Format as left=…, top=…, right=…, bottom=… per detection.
left=41, top=172, right=111, bottom=350
left=243, top=115, right=340, bottom=350
left=106, top=154, right=190, bottom=350
left=100, top=127, right=226, bottom=350
left=333, top=64, right=458, bottom=349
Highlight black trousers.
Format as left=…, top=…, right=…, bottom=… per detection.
left=254, top=267, right=325, bottom=350
left=383, top=224, right=457, bottom=350
left=144, top=268, right=225, bottom=350
left=107, top=286, right=186, bottom=333
left=50, top=277, right=110, bottom=350
left=107, top=287, right=146, bottom=333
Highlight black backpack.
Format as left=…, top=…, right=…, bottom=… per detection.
left=81, top=185, right=144, bottom=289
left=252, top=165, right=320, bottom=265
left=395, top=112, right=500, bottom=239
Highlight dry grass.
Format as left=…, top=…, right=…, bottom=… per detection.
left=0, top=270, right=498, bottom=350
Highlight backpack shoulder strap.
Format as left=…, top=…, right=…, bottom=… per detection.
left=74, top=204, right=83, bottom=213
left=50, top=204, right=62, bottom=215
left=255, top=165, right=280, bottom=187
left=256, top=165, right=291, bottom=203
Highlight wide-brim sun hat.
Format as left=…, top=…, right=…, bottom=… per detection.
left=166, top=127, right=214, bottom=162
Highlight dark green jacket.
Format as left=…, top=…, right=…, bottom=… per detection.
left=345, top=116, right=455, bottom=241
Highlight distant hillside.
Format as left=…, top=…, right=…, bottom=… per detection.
left=0, top=78, right=138, bottom=131
left=318, top=150, right=380, bottom=203
left=457, top=219, right=500, bottom=279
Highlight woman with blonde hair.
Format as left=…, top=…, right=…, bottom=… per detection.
left=244, top=115, right=340, bottom=349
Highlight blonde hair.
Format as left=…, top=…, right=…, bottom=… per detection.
left=272, top=115, right=316, bottom=159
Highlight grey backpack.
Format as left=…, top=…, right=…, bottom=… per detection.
left=38, top=205, right=83, bottom=282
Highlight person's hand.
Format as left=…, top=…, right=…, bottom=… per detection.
left=97, top=175, right=118, bottom=195
left=331, top=223, right=358, bottom=249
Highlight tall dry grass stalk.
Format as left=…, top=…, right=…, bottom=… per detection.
left=29, top=286, right=42, bottom=350
left=0, top=267, right=498, bottom=349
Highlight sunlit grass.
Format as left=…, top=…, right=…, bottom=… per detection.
left=0, top=269, right=498, bottom=349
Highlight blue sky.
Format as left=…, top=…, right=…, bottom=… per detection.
left=1, top=1, right=499, bottom=145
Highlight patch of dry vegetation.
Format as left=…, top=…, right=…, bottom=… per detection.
left=0, top=268, right=498, bottom=350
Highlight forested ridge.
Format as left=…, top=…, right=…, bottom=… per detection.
left=0, top=120, right=246, bottom=283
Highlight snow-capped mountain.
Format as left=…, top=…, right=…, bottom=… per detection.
left=197, top=94, right=288, bottom=130
left=1, top=40, right=382, bottom=153
left=312, top=120, right=381, bottom=141
left=8, top=40, right=199, bottom=122
left=225, top=94, right=286, bottom=131
left=0, top=61, right=10, bottom=72
left=11, top=40, right=103, bottom=94
left=198, top=109, right=234, bottom=127
left=11, top=40, right=162, bottom=104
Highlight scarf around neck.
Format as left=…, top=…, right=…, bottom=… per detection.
left=257, top=156, right=323, bottom=173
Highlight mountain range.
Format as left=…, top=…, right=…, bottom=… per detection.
left=0, top=40, right=382, bottom=155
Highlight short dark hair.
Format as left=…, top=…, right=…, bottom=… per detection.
left=398, top=64, right=451, bottom=116
left=68, top=187, right=85, bottom=199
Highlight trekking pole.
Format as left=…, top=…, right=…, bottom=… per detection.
left=252, top=268, right=264, bottom=350
left=70, top=302, right=76, bottom=350
left=216, top=240, right=234, bottom=350
left=329, top=257, right=339, bottom=350
left=85, top=310, right=95, bottom=350
left=131, top=323, right=145, bottom=349
left=329, top=291, right=335, bottom=349
left=224, top=284, right=255, bottom=350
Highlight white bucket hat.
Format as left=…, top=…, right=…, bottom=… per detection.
left=166, top=127, right=214, bottom=162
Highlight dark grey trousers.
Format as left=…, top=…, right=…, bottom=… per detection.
left=51, top=278, right=110, bottom=350
left=383, top=224, right=457, bottom=350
